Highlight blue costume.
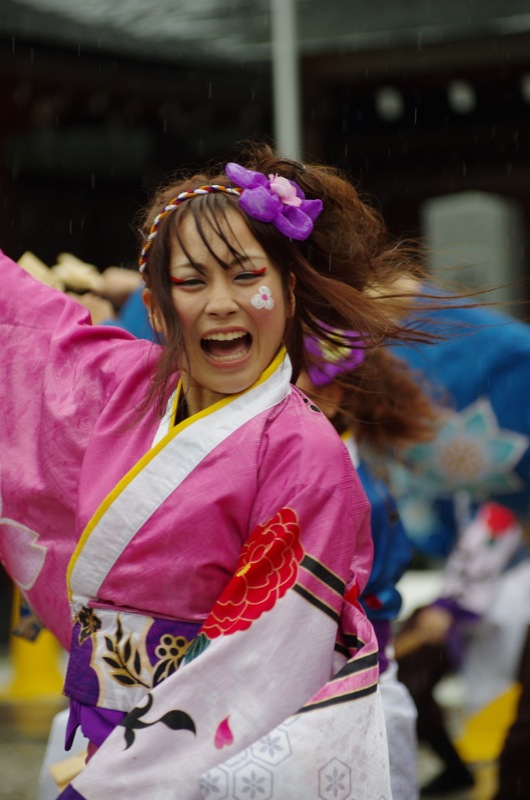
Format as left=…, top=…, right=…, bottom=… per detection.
left=357, top=461, right=412, bottom=643
left=103, top=285, right=155, bottom=340
left=391, top=302, right=530, bottom=558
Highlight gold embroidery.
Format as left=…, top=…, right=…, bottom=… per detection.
left=75, top=607, right=102, bottom=645
left=153, top=634, right=192, bottom=684
left=102, top=616, right=150, bottom=689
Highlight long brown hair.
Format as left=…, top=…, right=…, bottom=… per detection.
left=332, top=348, right=439, bottom=450
left=138, top=140, right=442, bottom=415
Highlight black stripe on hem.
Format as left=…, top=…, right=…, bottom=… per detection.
left=331, top=650, right=379, bottom=680
left=301, top=555, right=345, bottom=596
left=293, top=584, right=340, bottom=623
left=298, top=682, right=378, bottom=713
left=341, top=632, right=363, bottom=650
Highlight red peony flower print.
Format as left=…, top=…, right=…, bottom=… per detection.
left=201, top=507, right=304, bottom=639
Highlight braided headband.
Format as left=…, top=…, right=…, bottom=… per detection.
left=139, top=162, right=323, bottom=274
left=139, top=185, right=241, bottom=274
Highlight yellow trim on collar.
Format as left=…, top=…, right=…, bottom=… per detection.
left=171, top=346, right=286, bottom=435
left=66, top=347, right=287, bottom=599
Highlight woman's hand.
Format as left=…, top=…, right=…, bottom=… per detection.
left=410, top=605, right=453, bottom=645
left=394, top=604, right=454, bottom=658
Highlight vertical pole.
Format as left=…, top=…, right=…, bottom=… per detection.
left=270, top=0, right=302, bottom=160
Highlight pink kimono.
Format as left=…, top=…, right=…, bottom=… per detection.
left=0, top=251, right=392, bottom=799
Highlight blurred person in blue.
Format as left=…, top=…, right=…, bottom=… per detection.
left=390, top=300, right=530, bottom=558
left=384, top=300, right=530, bottom=797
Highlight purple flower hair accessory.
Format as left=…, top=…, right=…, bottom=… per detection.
left=225, top=162, right=322, bottom=241
left=305, top=327, right=365, bottom=386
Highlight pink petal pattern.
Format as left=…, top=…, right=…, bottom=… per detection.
left=214, top=716, right=234, bottom=749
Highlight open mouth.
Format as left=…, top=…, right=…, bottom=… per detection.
left=201, top=331, right=252, bottom=362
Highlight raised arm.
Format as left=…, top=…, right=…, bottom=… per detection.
left=0, top=250, right=153, bottom=645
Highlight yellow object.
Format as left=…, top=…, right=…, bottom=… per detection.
left=49, top=750, right=88, bottom=792
left=0, top=587, right=65, bottom=700
left=456, top=682, right=522, bottom=763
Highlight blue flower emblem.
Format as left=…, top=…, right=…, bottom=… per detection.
left=397, top=399, right=529, bottom=498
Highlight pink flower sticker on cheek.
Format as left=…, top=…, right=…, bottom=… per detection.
left=251, top=285, right=275, bottom=310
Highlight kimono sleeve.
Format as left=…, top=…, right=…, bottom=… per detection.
left=61, top=449, right=390, bottom=799
left=0, top=250, right=151, bottom=645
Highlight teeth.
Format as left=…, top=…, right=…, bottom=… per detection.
left=203, top=331, right=246, bottom=342
left=210, top=350, right=248, bottom=362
